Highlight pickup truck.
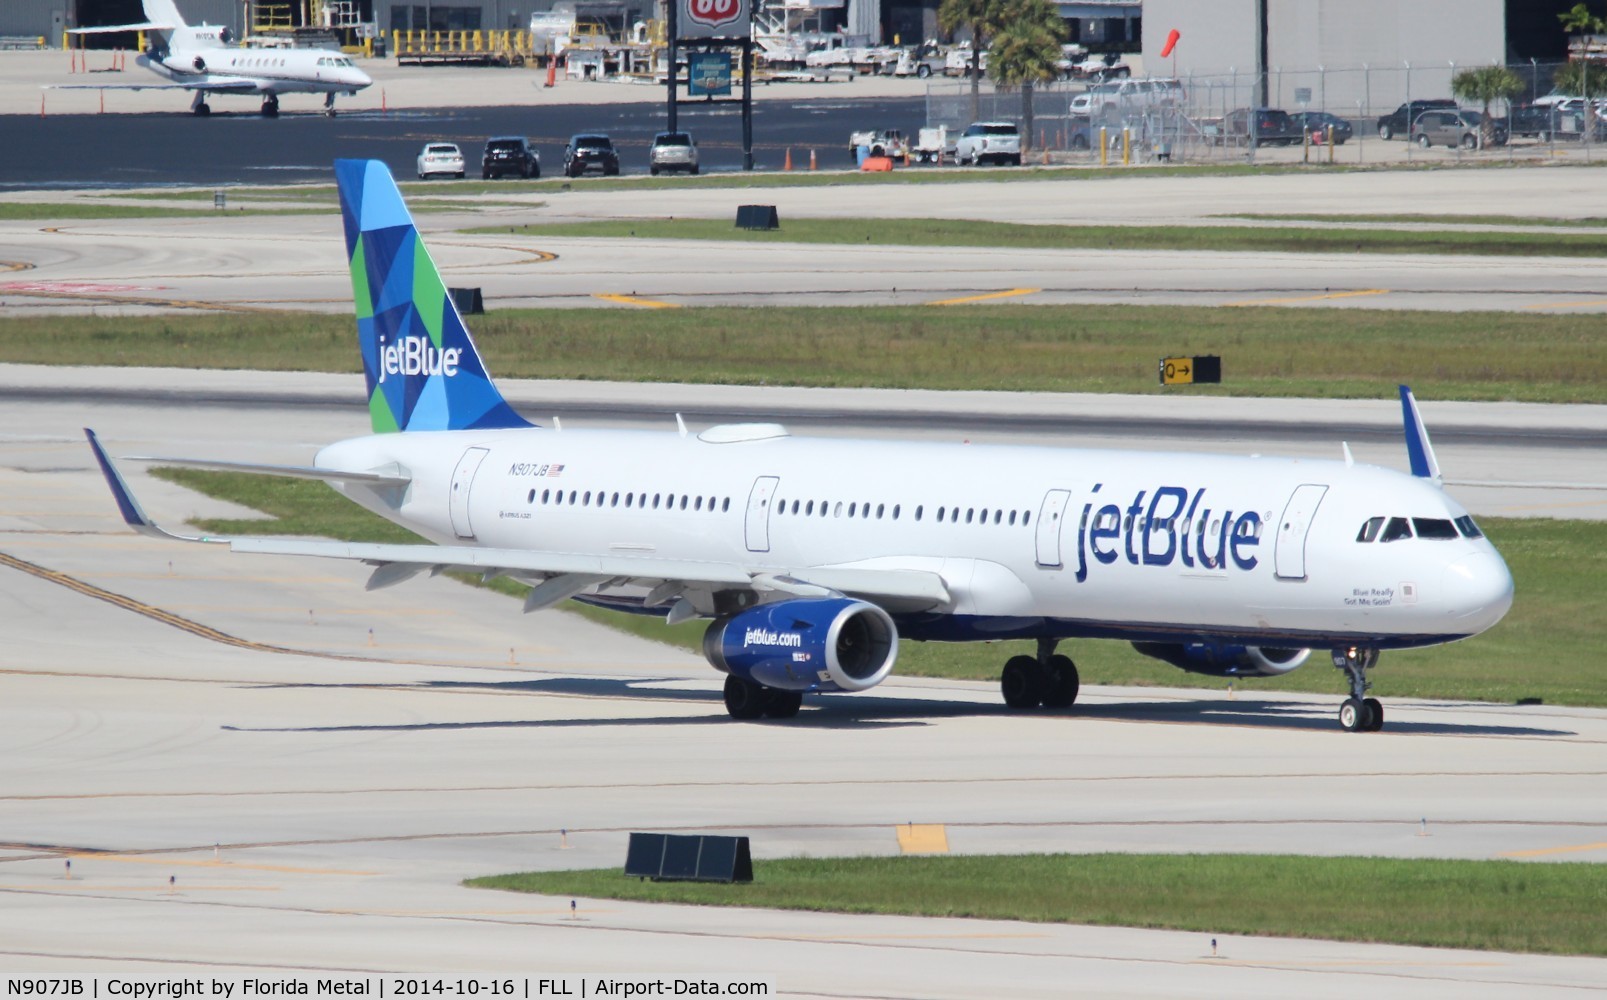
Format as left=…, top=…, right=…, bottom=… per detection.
left=848, top=128, right=909, bottom=161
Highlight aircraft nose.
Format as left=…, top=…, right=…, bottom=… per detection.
left=1441, top=550, right=1514, bottom=633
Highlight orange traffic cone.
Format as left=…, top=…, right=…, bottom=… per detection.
left=809, top=148, right=817, bottom=170
left=545, top=57, right=557, bottom=88
left=784, top=148, right=792, bottom=171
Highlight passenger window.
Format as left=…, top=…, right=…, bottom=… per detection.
left=527, top=489, right=536, bottom=503
left=966, top=508, right=974, bottom=524
left=1023, top=511, right=1030, bottom=526
left=583, top=491, right=592, bottom=505
left=1455, top=514, right=1483, bottom=538
left=993, top=510, right=1002, bottom=525
left=722, top=498, right=730, bottom=512
left=805, top=500, right=814, bottom=515
left=1356, top=516, right=1384, bottom=542
left=569, top=490, right=577, bottom=504
left=541, top=489, right=550, bottom=503
left=680, top=495, right=688, bottom=510
left=610, top=492, right=619, bottom=507
left=876, top=503, right=885, bottom=519
left=914, top=505, right=923, bottom=521
left=937, top=507, right=945, bottom=522
left=1379, top=517, right=1413, bottom=543
left=1010, top=510, right=1018, bottom=526
left=834, top=502, right=843, bottom=517
left=848, top=503, right=857, bottom=517
left=893, top=504, right=901, bottom=519
left=1413, top=517, right=1459, bottom=540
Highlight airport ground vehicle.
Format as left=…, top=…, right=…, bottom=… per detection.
left=1411, top=109, right=1508, bottom=149
left=954, top=122, right=1021, bottom=165
left=912, top=126, right=956, bottom=162
left=849, top=128, right=909, bottom=160
left=1289, top=111, right=1353, bottom=144
left=1223, top=108, right=1302, bottom=147
left=481, top=137, right=539, bottom=179
left=416, top=142, right=465, bottom=179
left=1376, top=99, right=1456, bottom=140
left=563, top=134, right=620, bottom=176
left=649, top=131, right=699, bottom=175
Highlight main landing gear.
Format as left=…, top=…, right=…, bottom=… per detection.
left=723, top=675, right=803, bottom=720
left=1333, top=646, right=1384, bottom=732
left=190, top=92, right=211, bottom=116
left=261, top=95, right=280, bottom=118
left=1001, top=637, right=1080, bottom=710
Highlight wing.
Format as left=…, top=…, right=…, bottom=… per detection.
left=86, top=429, right=951, bottom=616
left=51, top=78, right=263, bottom=93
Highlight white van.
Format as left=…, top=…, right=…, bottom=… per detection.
left=1074, top=77, right=1186, bottom=122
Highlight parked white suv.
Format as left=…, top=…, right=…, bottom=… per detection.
left=954, top=121, right=1021, bottom=166
left=649, top=131, right=699, bottom=175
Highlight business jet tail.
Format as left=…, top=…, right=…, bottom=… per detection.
left=334, top=159, right=530, bottom=435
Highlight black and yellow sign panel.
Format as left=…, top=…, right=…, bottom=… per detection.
left=1159, top=355, right=1222, bottom=386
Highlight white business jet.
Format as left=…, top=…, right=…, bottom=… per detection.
left=63, top=0, right=371, bottom=117
left=85, top=159, right=1515, bottom=732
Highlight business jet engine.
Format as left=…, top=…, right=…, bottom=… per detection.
left=703, top=598, right=898, bottom=693
left=1131, top=641, right=1311, bottom=677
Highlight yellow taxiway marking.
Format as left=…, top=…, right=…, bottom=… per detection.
left=1498, top=841, right=1607, bottom=858
left=67, top=854, right=379, bottom=875
left=593, top=293, right=680, bottom=309
left=1223, top=288, right=1389, bottom=307
left=1, top=260, right=36, bottom=272
left=1521, top=299, right=1605, bottom=311
left=926, top=288, right=1038, bottom=307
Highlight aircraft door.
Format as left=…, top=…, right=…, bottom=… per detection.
left=745, top=475, right=780, bottom=553
left=1274, top=483, right=1329, bottom=580
left=449, top=446, right=491, bottom=539
left=1034, top=489, right=1073, bottom=568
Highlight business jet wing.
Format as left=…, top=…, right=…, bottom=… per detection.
left=86, top=429, right=951, bottom=612
left=67, top=21, right=177, bottom=33
left=51, top=78, right=261, bottom=93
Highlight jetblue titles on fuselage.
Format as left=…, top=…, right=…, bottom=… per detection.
left=1075, top=484, right=1262, bottom=582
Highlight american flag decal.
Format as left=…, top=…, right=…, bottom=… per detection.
left=550, top=464, right=564, bottom=477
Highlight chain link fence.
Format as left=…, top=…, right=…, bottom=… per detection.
left=924, top=60, right=1603, bottom=165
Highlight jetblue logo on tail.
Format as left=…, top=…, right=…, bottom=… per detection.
left=377, top=335, right=461, bottom=385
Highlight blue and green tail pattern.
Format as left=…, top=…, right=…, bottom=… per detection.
left=334, top=159, right=530, bottom=434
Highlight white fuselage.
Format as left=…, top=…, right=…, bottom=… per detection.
left=316, top=425, right=1514, bottom=650
left=140, top=30, right=371, bottom=96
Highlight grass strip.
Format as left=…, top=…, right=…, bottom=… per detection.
left=147, top=468, right=1607, bottom=707
left=481, top=216, right=1607, bottom=258
left=4, top=305, right=1605, bottom=403
left=468, top=854, right=1607, bottom=957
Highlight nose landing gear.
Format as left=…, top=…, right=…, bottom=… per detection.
left=1333, top=646, right=1383, bottom=732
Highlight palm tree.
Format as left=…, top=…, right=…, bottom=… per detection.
left=987, top=0, right=1067, bottom=154
left=938, top=0, right=1006, bottom=122
left=1557, top=4, right=1607, bottom=143
left=1450, top=65, right=1524, bottom=147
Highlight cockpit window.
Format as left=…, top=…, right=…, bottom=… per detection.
left=1413, top=517, right=1459, bottom=540
left=1379, top=517, right=1413, bottom=543
left=1356, top=516, right=1384, bottom=542
left=1455, top=514, right=1483, bottom=539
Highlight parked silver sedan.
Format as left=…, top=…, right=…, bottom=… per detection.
left=416, top=142, right=465, bottom=179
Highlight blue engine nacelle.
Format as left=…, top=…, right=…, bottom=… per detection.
left=1131, top=641, right=1310, bottom=677
left=702, top=598, right=898, bottom=693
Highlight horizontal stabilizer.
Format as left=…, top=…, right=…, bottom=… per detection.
left=126, top=456, right=412, bottom=488
left=69, top=21, right=174, bottom=33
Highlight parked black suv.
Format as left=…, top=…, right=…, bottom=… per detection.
left=481, top=137, right=539, bottom=179
left=1376, top=99, right=1456, bottom=140
left=1223, top=107, right=1302, bottom=147
left=563, top=134, right=620, bottom=177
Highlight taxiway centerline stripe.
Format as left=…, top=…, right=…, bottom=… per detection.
left=1497, top=840, right=1607, bottom=858
left=926, top=288, right=1038, bottom=306
left=1520, top=299, right=1605, bottom=310
left=593, top=293, right=680, bottom=309
left=1222, top=289, right=1389, bottom=307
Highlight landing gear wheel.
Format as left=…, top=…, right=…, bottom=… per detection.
left=1364, top=697, right=1384, bottom=732
left=723, top=675, right=768, bottom=720
left=1339, top=697, right=1366, bottom=732
left=1001, top=655, right=1042, bottom=709
left=261, top=97, right=279, bottom=118
left=1040, top=654, right=1080, bottom=709
left=194, top=101, right=211, bottom=117
left=763, top=690, right=803, bottom=719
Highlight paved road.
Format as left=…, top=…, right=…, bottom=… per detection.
left=1, top=375, right=1605, bottom=994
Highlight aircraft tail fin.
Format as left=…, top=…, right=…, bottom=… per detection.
left=333, top=159, right=531, bottom=434
left=1398, top=385, right=1443, bottom=487
left=142, top=0, right=188, bottom=28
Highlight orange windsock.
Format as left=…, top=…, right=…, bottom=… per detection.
left=1160, top=29, right=1181, bottom=58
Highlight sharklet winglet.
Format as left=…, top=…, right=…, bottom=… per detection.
left=1398, top=385, right=1443, bottom=487
left=83, top=429, right=217, bottom=543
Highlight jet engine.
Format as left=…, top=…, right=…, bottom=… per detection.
left=1131, top=641, right=1310, bottom=677
left=703, top=598, right=898, bottom=693
left=192, top=55, right=207, bottom=72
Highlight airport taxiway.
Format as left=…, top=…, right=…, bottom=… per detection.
left=1, top=370, right=1605, bottom=995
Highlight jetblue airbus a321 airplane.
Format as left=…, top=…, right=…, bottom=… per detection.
left=86, top=160, right=1514, bottom=732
